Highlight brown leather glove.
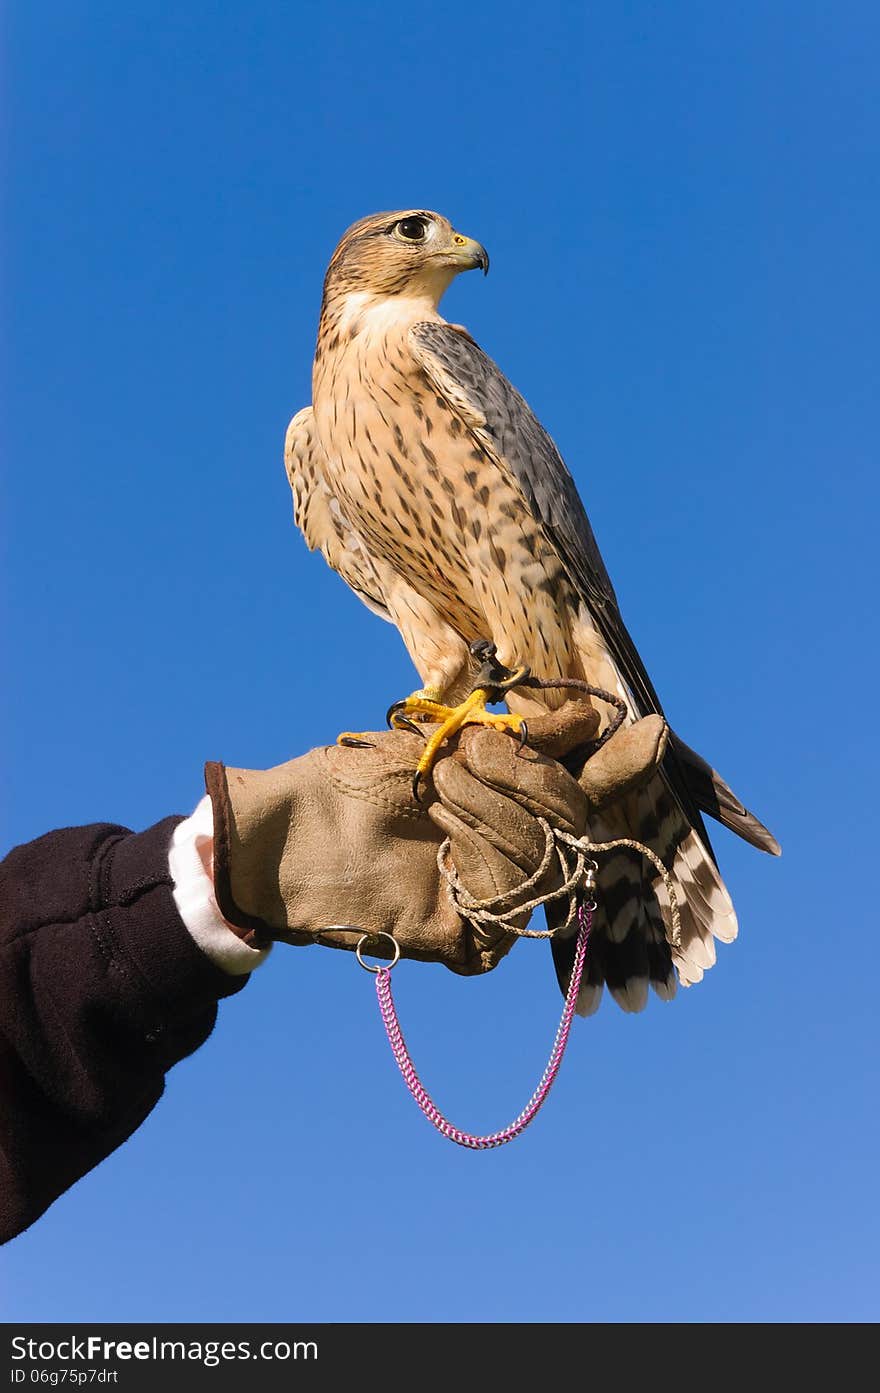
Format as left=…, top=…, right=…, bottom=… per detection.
left=205, top=703, right=667, bottom=976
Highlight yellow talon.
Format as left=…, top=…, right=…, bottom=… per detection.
left=340, top=652, right=530, bottom=798
left=403, top=685, right=527, bottom=796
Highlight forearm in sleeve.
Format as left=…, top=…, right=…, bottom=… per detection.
left=0, top=815, right=255, bottom=1242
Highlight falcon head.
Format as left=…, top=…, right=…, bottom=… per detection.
left=322, top=210, right=489, bottom=309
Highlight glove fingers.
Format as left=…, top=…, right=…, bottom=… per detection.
left=431, top=755, right=547, bottom=873
left=431, top=799, right=539, bottom=972
left=577, top=715, right=669, bottom=808
left=454, top=727, right=588, bottom=836
left=429, top=801, right=539, bottom=893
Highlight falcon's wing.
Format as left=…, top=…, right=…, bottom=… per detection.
left=413, top=322, right=770, bottom=860
left=408, top=323, right=779, bottom=1014
left=410, top=323, right=665, bottom=720
left=410, top=323, right=780, bottom=859
left=284, top=407, right=392, bottom=622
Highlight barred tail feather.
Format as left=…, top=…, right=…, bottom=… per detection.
left=550, top=774, right=737, bottom=1013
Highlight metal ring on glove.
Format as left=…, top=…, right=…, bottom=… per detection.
left=356, top=931, right=401, bottom=973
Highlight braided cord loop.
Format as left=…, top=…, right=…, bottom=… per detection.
left=438, top=820, right=682, bottom=947
left=372, top=903, right=592, bottom=1150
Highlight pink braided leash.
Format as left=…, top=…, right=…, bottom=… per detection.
left=368, top=903, right=593, bottom=1150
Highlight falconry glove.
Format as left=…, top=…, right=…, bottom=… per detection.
left=205, top=704, right=668, bottom=975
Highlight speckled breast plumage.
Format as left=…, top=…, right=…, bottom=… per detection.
left=312, top=318, right=578, bottom=681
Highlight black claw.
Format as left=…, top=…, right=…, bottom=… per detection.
left=339, top=737, right=375, bottom=749
left=386, top=700, right=407, bottom=729
left=516, top=720, right=529, bottom=754
left=395, top=715, right=427, bottom=739
left=411, top=770, right=424, bottom=802
left=387, top=701, right=429, bottom=739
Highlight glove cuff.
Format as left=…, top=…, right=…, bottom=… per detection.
left=204, top=761, right=275, bottom=950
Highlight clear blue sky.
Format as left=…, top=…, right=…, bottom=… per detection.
left=2, top=2, right=878, bottom=1322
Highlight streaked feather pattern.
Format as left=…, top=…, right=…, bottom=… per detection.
left=285, top=209, right=780, bottom=1016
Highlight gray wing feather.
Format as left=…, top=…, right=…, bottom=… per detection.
left=669, top=734, right=781, bottom=855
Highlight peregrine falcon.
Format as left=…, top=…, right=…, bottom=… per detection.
left=285, top=209, right=779, bottom=1014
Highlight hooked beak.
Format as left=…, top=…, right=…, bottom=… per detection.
left=446, top=233, right=490, bottom=276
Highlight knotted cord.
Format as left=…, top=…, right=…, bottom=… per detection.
left=437, top=820, right=682, bottom=948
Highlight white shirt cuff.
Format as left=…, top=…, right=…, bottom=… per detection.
left=168, top=795, right=272, bottom=976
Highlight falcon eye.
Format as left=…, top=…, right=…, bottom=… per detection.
left=395, top=216, right=429, bottom=243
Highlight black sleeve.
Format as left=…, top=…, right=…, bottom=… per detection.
left=0, top=817, right=250, bottom=1243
